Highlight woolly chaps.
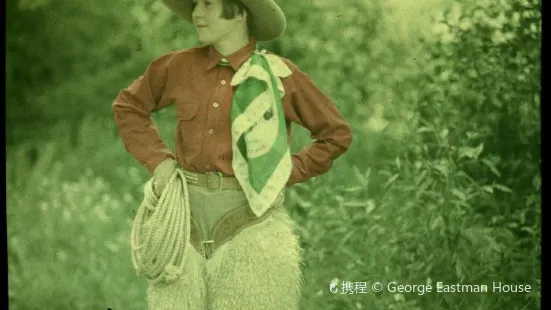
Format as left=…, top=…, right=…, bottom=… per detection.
left=145, top=186, right=303, bottom=310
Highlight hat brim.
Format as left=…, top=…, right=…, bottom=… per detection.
left=162, top=0, right=286, bottom=41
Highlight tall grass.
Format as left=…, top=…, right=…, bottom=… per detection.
left=7, top=120, right=148, bottom=310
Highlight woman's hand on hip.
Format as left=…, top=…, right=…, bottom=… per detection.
left=153, top=158, right=178, bottom=197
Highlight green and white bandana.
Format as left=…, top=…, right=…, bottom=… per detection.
left=230, top=48, right=292, bottom=217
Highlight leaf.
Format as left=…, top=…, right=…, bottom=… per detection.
left=415, top=169, right=428, bottom=185
left=484, top=235, right=502, bottom=253
left=430, top=214, right=444, bottom=231
left=463, top=226, right=482, bottom=244
left=364, top=168, right=371, bottom=179
left=440, top=128, right=449, bottom=139
left=458, top=143, right=484, bottom=160
left=416, top=178, right=432, bottom=199
left=493, top=184, right=512, bottom=193
left=333, top=195, right=345, bottom=203
left=507, top=222, right=519, bottom=229
left=417, top=126, right=433, bottom=134
left=340, top=230, right=356, bottom=245
left=454, top=200, right=472, bottom=210
left=466, top=131, right=480, bottom=140
left=520, top=226, right=536, bottom=236
left=482, top=185, right=494, bottom=194
left=533, top=175, right=541, bottom=191
left=343, top=200, right=366, bottom=207
left=434, top=161, right=449, bottom=176
left=352, top=165, right=367, bottom=186
left=366, top=200, right=376, bottom=214
left=455, top=170, right=476, bottom=184
left=343, top=186, right=363, bottom=193
left=482, top=158, right=501, bottom=177
left=384, top=174, right=399, bottom=188
left=451, top=189, right=467, bottom=200
left=455, top=260, right=464, bottom=280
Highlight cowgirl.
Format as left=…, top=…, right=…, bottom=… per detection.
left=113, top=0, right=353, bottom=308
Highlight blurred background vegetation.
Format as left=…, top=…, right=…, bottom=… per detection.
left=7, top=0, right=541, bottom=309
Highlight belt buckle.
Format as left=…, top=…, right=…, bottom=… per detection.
left=205, top=171, right=224, bottom=190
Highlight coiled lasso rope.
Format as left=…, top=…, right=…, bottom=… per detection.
left=130, top=168, right=191, bottom=285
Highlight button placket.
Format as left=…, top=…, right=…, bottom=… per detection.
left=202, top=73, right=220, bottom=171
left=203, top=70, right=228, bottom=171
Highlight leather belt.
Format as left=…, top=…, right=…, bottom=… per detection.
left=182, top=169, right=242, bottom=190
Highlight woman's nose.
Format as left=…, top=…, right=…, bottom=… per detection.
left=191, top=4, right=203, bottom=18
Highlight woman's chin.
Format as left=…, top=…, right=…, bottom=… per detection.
left=196, top=34, right=212, bottom=45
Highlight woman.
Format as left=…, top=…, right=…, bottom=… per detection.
left=112, top=0, right=353, bottom=309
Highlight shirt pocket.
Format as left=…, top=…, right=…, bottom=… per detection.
left=176, top=101, right=200, bottom=121
left=176, top=101, right=201, bottom=147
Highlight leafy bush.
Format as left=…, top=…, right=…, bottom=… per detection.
left=378, top=0, right=541, bottom=307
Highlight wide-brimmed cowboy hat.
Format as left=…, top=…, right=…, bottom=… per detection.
left=162, top=0, right=286, bottom=41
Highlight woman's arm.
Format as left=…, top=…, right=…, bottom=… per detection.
left=112, top=53, right=176, bottom=174
left=282, top=60, right=354, bottom=186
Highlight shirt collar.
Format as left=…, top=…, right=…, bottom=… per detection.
left=205, top=38, right=257, bottom=71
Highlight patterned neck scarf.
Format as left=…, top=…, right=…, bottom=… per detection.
left=227, top=48, right=293, bottom=217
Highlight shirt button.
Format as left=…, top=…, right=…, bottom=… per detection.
left=221, top=80, right=227, bottom=85
left=213, top=102, right=219, bottom=108
left=208, top=129, right=214, bottom=134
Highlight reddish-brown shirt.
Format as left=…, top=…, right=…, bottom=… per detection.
left=112, top=39, right=353, bottom=186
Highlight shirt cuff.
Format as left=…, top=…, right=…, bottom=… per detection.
left=286, top=155, right=306, bottom=186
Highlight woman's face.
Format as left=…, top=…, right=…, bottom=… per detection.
left=191, top=0, right=243, bottom=45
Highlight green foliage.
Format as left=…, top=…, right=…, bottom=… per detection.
left=413, top=0, right=541, bottom=274
left=7, top=0, right=140, bottom=117
left=7, top=0, right=540, bottom=309
left=371, top=0, right=541, bottom=307
left=277, top=0, right=382, bottom=120
left=8, top=119, right=150, bottom=310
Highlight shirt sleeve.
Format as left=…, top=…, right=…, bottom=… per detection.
left=112, top=53, right=176, bottom=174
left=283, top=61, right=353, bottom=186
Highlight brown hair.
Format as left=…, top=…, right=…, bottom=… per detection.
left=220, top=0, right=254, bottom=32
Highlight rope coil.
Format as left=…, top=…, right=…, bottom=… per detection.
left=130, top=168, right=191, bottom=284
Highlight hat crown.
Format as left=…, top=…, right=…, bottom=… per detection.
left=162, top=0, right=286, bottom=41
